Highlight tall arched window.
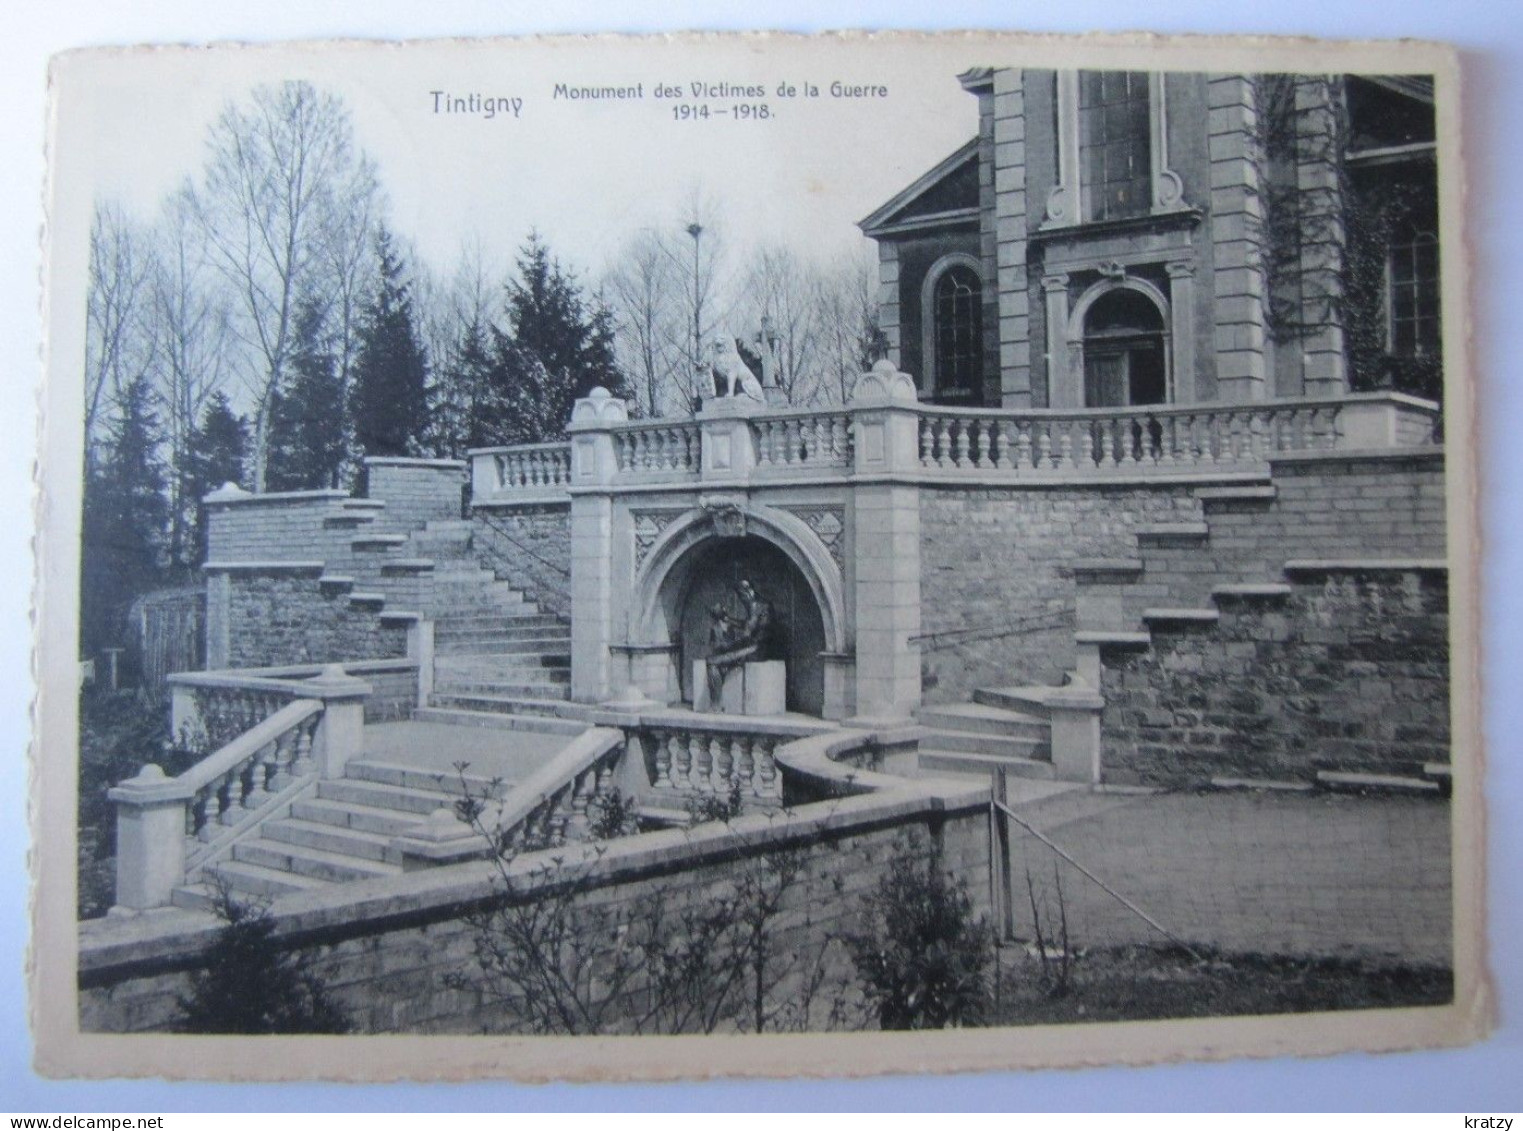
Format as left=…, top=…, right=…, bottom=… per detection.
left=928, top=263, right=983, bottom=400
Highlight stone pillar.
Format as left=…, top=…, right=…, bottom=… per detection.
left=991, top=69, right=1032, bottom=406
left=1295, top=75, right=1349, bottom=396
left=1046, top=684, right=1105, bottom=784
left=1208, top=75, right=1270, bottom=403
left=1166, top=261, right=1199, bottom=404
left=697, top=396, right=761, bottom=484
left=407, top=619, right=435, bottom=706
left=1042, top=274, right=1073, bottom=408
left=567, top=387, right=627, bottom=704
left=306, top=665, right=372, bottom=779
left=108, top=765, right=192, bottom=911
left=849, top=362, right=923, bottom=722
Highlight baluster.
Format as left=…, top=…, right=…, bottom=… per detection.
left=734, top=735, right=757, bottom=796
left=567, top=769, right=593, bottom=838
left=933, top=418, right=950, bottom=468
left=1248, top=412, right=1267, bottom=462
left=268, top=729, right=293, bottom=790
left=672, top=731, right=693, bottom=789
left=202, top=774, right=228, bottom=835
left=241, top=746, right=266, bottom=808
left=831, top=416, right=848, bottom=462
left=1056, top=422, right=1075, bottom=469
left=755, top=421, right=772, bottom=467
left=650, top=729, right=672, bottom=788
left=1198, top=414, right=1218, bottom=466
left=713, top=735, right=734, bottom=794
left=596, top=757, right=616, bottom=801
left=547, top=790, right=570, bottom=846
left=755, top=738, right=779, bottom=799
left=786, top=420, right=803, bottom=465
left=693, top=733, right=714, bottom=793
left=291, top=718, right=315, bottom=777
left=187, top=794, right=207, bottom=846
left=1155, top=414, right=1176, bottom=467
left=919, top=418, right=933, bottom=466
left=1007, top=421, right=1026, bottom=470
left=1035, top=423, right=1052, bottom=469
left=665, top=427, right=682, bottom=471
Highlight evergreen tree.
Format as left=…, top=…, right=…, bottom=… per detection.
left=184, top=392, right=248, bottom=565
left=265, top=298, right=347, bottom=490
left=422, top=313, right=506, bottom=457
left=349, top=227, right=430, bottom=458
left=80, top=376, right=169, bottom=660
left=492, top=233, right=629, bottom=443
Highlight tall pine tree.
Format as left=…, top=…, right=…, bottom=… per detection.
left=349, top=227, right=430, bottom=458
left=185, top=392, right=248, bottom=566
left=80, top=376, right=170, bottom=659
left=491, top=233, right=628, bottom=444
left=266, top=298, right=347, bottom=490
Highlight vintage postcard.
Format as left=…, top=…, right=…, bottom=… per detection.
left=32, top=30, right=1485, bottom=1081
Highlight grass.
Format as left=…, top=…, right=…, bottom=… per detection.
left=992, top=942, right=1453, bottom=1026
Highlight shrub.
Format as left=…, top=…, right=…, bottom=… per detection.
left=845, top=845, right=994, bottom=1030
left=176, top=888, right=350, bottom=1034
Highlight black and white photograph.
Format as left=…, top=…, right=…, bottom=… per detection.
left=29, top=30, right=1483, bottom=1083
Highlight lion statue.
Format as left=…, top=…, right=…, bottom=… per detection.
left=710, top=333, right=764, bottom=401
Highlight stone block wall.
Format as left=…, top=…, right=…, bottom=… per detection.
left=365, top=458, right=466, bottom=533
left=79, top=789, right=991, bottom=1034
left=1099, top=566, right=1449, bottom=785
left=471, top=503, right=573, bottom=618
left=220, top=571, right=407, bottom=669
left=918, top=485, right=1203, bottom=699
left=206, top=491, right=352, bottom=563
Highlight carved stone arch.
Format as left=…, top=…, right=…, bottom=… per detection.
left=630, top=502, right=847, bottom=654
left=1066, top=275, right=1175, bottom=406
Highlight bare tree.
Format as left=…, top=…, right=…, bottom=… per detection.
left=739, top=244, right=825, bottom=406
left=147, top=192, right=237, bottom=572
left=84, top=202, right=155, bottom=459
left=667, top=188, right=734, bottom=413
left=813, top=247, right=886, bottom=405
left=602, top=229, right=683, bottom=417
left=187, top=81, right=380, bottom=491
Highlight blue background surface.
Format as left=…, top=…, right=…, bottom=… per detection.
left=3, top=0, right=1518, bottom=1112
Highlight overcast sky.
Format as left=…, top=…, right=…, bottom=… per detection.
left=56, top=35, right=987, bottom=288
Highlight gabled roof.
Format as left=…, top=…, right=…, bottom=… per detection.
left=857, top=137, right=981, bottom=238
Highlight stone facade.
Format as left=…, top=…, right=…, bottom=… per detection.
left=862, top=70, right=1437, bottom=409
left=216, top=570, right=408, bottom=669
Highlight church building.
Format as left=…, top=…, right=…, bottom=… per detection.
left=859, top=69, right=1439, bottom=410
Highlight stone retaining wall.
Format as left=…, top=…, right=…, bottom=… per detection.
left=918, top=484, right=1202, bottom=699
left=78, top=782, right=990, bottom=1034
left=216, top=571, right=408, bottom=670
left=1100, top=566, right=1449, bottom=785
left=470, top=503, right=573, bottom=618
left=364, top=458, right=466, bottom=533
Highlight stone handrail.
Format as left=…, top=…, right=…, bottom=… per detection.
left=752, top=407, right=854, bottom=472
left=168, top=670, right=327, bottom=748
left=611, top=419, right=702, bottom=479
left=111, top=665, right=374, bottom=910
left=772, top=725, right=927, bottom=802
left=395, top=726, right=627, bottom=864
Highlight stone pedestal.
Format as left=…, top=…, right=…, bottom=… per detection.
left=692, top=660, right=786, bottom=715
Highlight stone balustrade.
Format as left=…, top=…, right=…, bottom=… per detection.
left=468, top=386, right=1438, bottom=504
left=110, top=665, right=374, bottom=910
left=612, top=420, right=702, bottom=478
left=168, top=670, right=328, bottom=748
left=752, top=409, right=853, bottom=472
left=468, top=442, right=572, bottom=503
left=643, top=724, right=783, bottom=803
left=917, top=401, right=1346, bottom=475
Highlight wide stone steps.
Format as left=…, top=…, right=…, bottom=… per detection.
left=412, top=705, right=587, bottom=736
left=915, top=693, right=1054, bottom=780
left=173, top=750, right=522, bottom=908
left=429, top=691, right=572, bottom=718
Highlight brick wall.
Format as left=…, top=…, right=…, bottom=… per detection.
left=223, top=573, right=408, bottom=669
left=471, top=504, right=573, bottom=618
left=919, top=484, right=1202, bottom=699
left=365, top=459, right=466, bottom=533
left=1100, top=566, right=1449, bottom=785
left=79, top=788, right=991, bottom=1034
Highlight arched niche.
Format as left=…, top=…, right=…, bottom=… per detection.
left=1067, top=277, right=1173, bottom=406
left=631, top=505, right=846, bottom=717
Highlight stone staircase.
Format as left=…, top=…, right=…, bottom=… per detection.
left=915, top=693, right=1056, bottom=780
left=173, top=755, right=510, bottom=909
